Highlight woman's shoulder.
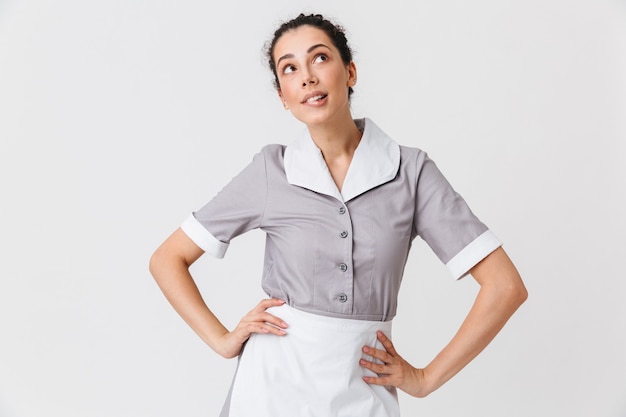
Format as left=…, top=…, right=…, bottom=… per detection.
left=242, top=144, right=288, bottom=172
left=257, top=143, right=287, bottom=165
left=398, top=144, right=425, bottom=156
left=259, top=143, right=287, bottom=155
left=397, top=144, right=429, bottom=169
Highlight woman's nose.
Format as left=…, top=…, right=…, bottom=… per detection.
left=302, top=72, right=318, bottom=87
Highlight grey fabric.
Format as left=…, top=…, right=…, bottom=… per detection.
left=190, top=120, right=495, bottom=321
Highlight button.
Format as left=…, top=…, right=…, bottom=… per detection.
left=340, top=230, right=348, bottom=238
left=338, top=206, right=346, bottom=214
left=339, top=263, right=348, bottom=272
left=338, top=293, right=348, bottom=303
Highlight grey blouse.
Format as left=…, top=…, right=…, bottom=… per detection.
left=181, top=118, right=501, bottom=321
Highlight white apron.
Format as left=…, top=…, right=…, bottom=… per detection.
left=220, top=304, right=399, bottom=417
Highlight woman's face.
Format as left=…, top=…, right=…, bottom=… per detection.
left=273, top=25, right=357, bottom=128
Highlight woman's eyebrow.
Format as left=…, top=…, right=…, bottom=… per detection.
left=276, top=43, right=331, bottom=67
left=307, top=43, right=331, bottom=53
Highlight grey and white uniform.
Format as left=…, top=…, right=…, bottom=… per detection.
left=181, top=118, right=501, bottom=416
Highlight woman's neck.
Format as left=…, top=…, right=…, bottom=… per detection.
left=307, top=114, right=363, bottom=191
left=307, top=115, right=362, bottom=161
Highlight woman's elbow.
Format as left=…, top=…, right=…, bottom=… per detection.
left=148, top=248, right=164, bottom=279
left=514, top=282, right=528, bottom=307
left=504, top=274, right=528, bottom=310
left=149, top=242, right=177, bottom=280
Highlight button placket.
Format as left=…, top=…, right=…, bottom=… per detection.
left=333, top=202, right=353, bottom=309
left=338, top=205, right=351, bottom=273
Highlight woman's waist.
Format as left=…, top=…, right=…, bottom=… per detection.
left=266, top=303, right=392, bottom=335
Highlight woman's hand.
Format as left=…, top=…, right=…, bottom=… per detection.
left=215, top=298, right=288, bottom=359
left=361, top=247, right=527, bottom=397
left=360, top=331, right=432, bottom=398
left=150, top=230, right=290, bottom=359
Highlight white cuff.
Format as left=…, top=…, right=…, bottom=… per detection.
left=180, top=214, right=229, bottom=259
left=445, top=230, right=502, bottom=279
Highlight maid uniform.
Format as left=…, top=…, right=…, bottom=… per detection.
left=181, top=118, right=502, bottom=417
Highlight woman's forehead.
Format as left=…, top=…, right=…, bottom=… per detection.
left=273, top=26, right=335, bottom=60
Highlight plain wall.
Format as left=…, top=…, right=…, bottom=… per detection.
left=1, top=0, right=625, bottom=416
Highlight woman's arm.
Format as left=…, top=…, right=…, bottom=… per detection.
left=149, top=228, right=288, bottom=359
left=360, top=246, right=528, bottom=397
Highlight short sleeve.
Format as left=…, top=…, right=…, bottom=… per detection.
left=181, top=150, right=268, bottom=258
left=414, top=154, right=502, bottom=279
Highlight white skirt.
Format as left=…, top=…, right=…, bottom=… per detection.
left=220, top=304, right=399, bottom=417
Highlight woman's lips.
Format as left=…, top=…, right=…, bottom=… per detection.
left=301, top=91, right=328, bottom=104
left=305, top=94, right=326, bottom=103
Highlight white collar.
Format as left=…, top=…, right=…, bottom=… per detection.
left=284, top=118, right=400, bottom=202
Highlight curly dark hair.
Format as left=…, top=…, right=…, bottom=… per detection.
left=265, top=13, right=354, bottom=97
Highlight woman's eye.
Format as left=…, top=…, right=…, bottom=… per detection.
left=283, top=64, right=296, bottom=74
left=314, top=54, right=328, bottom=63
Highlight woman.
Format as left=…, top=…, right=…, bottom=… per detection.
left=149, top=13, right=527, bottom=417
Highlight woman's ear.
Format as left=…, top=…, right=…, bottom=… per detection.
left=277, top=89, right=289, bottom=110
left=347, top=61, right=357, bottom=87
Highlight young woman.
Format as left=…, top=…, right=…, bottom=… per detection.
left=149, top=13, right=528, bottom=417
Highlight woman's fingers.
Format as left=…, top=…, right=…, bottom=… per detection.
left=360, top=346, right=391, bottom=375
left=375, top=330, right=398, bottom=356
left=359, top=358, right=387, bottom=375
left=360, top=331, right=422, bottom=394
left=253, top=297, right=286, bottom=312
left=362, top=334, right=395, bottom=364
left=236, top=298, right=288, bottom=338
left=243, top=320, right=286, bottom=336
left=217, top=298, right=288, bottom=358
left=360, top=333, right=394, bottom=376
left=248, top=298, right=288, bottom=328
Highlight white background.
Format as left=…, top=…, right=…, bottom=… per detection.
left=1, top=1, right=625, bottom=416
